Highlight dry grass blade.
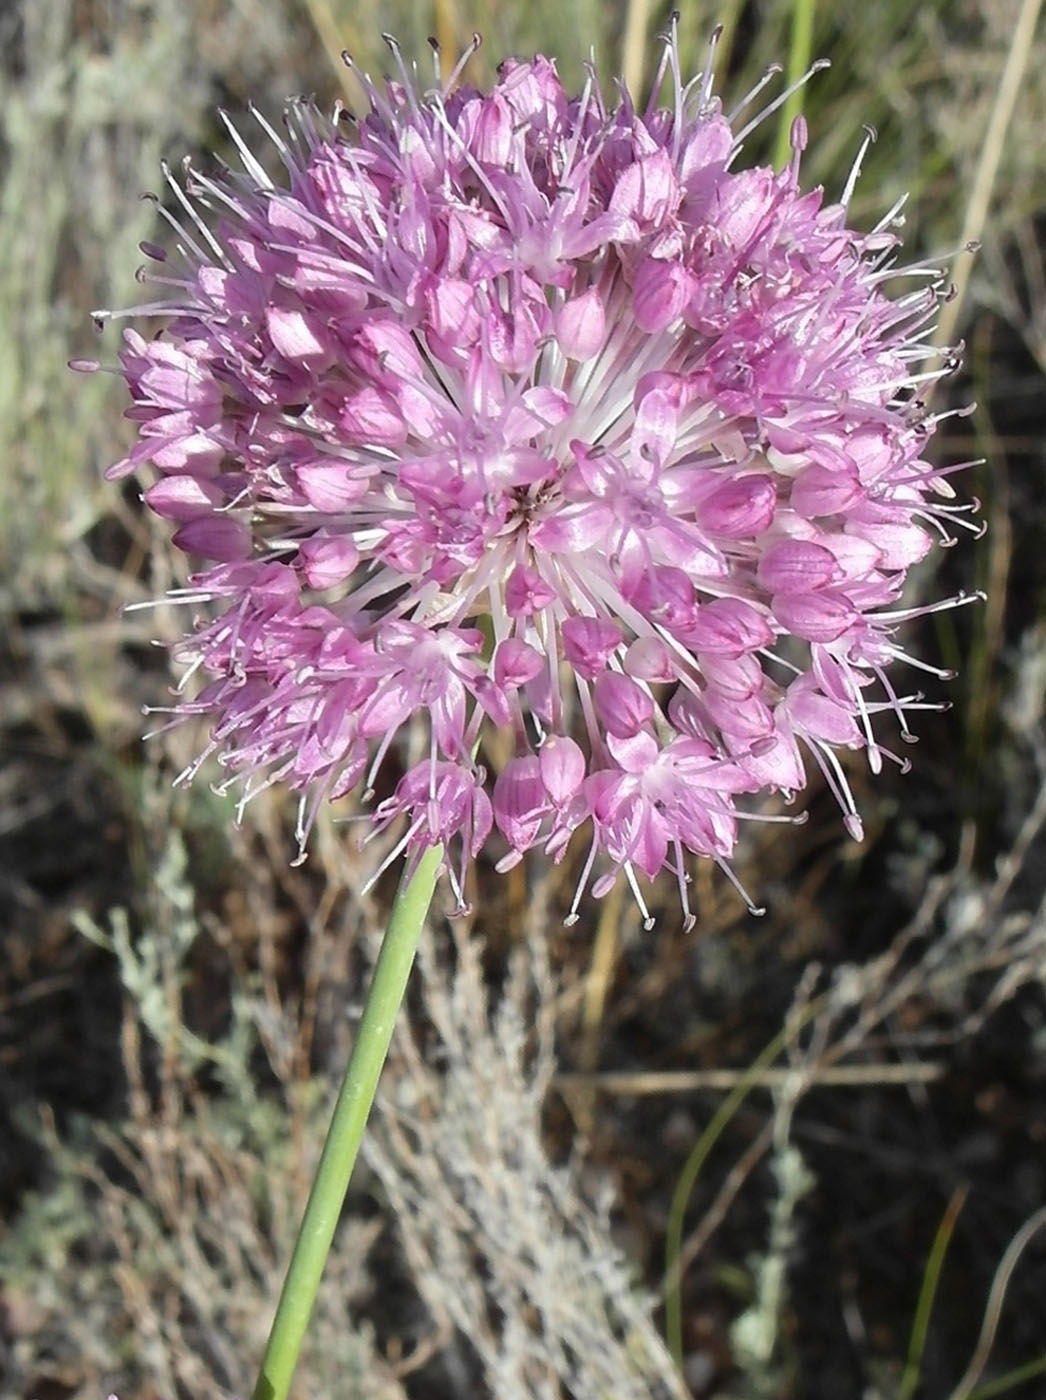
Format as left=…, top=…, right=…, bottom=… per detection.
left=298, top=0, right=371, bottom=103
left=557, top=1062, right=946, bottom=1093
left=933, top=0, right=1045, bottom=351
left=620, top=0, right=656, bottom=98
left=945, top=1207, right=1046, bottom=1400
left=672, top=1121, right=774, bottom=1288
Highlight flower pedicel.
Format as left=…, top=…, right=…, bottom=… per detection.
left=81, top=24, right=980, bottom=927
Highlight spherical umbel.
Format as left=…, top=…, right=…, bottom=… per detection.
left=86, top=25, right=980, bottom=927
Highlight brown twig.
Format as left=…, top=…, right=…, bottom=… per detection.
left=555, top=1062, right=946, bottom=1094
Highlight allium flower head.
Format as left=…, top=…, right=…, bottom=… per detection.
left=88, top=27, right=979, bottom=926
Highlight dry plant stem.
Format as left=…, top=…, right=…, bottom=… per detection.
left=570, top=882, right=623, bottom=1136
left=434, top=0, right=458, bottom=72
left=251, top=844, right=443, bottom=1400
left=299, top=0, right=368, bottom=104
left=675, top=1121, right=774, bottom=1283
left=557, top=1062, right=944, bottom=1093
left=932, top=0, right=1044, bottom=352
left=580, top=880, right=623, bottom=1067
left=945, top=1206, right=1046, bottom=1400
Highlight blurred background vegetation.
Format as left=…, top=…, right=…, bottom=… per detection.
left=1, top=1, right=1045, bottom=1397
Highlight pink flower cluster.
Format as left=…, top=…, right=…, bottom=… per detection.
left=92, top=30, right=977, bottom=925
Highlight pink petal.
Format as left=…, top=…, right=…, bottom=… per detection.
left=339, top=387, right=408, bottom=447
left=697, top=474, right=777, bottom=538
left=561, top=616, right=623, bottom=679
left=298, top=536, right=359, bottom=588
left=684, top=598, right=775, bottom=657
left=757, top=538, right=841, bottom=594
left=494, top=638, right=545, bottom=688
left=594, top=671, right=654, bottom=738
left=145, top=474, right=225, bottom=521
left=539, top=735, right=586, bottom=804
left=493, top=756, right=545, bottom=850
left=172, top=515, right=252, bottom=561
left=295, top=464, right=370, bottom=511
left=624, top=636, right=676, bottom=682
left=606, top=730, right=659, bottom=772
left=772, top=591, right=857, bottom=643
left=632, top=257, right=693, bottom=334
left=266, top=307, right=330, bottom=364
left=555, top=287, right=606, bottom=360
left=505, top=565, right=557, bottom=618
left=790, top=462, right=862, bottom=517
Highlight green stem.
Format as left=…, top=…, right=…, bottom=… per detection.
left=663, top=991, right=828, bottom=1370
left=967, top=1356, right=1046, bottom=1400
left=899, top=1184, right=969, bottom=1400
left=251, top=844, right=443, bottom=1400
left=663, top=1021, right=793, bottom=1368
left=773, top=0, right=816, bottom=170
